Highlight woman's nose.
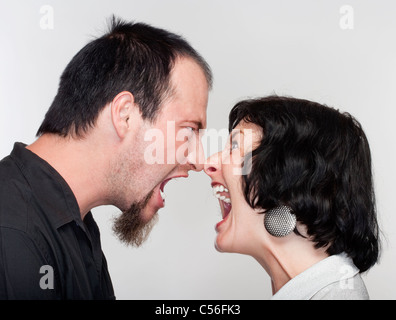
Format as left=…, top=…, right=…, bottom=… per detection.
left=204, top=152, right=222, bottom=177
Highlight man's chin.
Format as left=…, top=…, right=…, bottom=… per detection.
left=112, top=209, right=159, bottom=247
left=112, top=191, right=158, bottom=247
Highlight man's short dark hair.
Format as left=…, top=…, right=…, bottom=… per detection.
left=37, top=16, right=212, bottom=137
left=229, top=95, right=380, bottom=273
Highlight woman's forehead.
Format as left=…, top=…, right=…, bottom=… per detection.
left=232, top=120, right=263, bottom=140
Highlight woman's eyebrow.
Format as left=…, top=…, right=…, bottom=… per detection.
left=231, top=129, right=244, bottom=141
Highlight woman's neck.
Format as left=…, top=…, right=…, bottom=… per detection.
left=252, top=226, right=329, bottom=294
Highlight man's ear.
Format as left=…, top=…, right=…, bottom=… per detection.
left=110, top=91, right=136, bottom=139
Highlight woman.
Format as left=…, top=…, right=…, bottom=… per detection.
left=204, top=96, right=380, bottom=300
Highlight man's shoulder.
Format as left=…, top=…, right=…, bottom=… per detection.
left=0, top=152, right=23, bottom=182
left=0, top=156, right=32, bottom=231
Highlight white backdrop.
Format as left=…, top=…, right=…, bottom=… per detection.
left=1, top=0, right=395, bottom=299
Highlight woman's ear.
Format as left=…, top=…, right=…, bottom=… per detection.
left=110, top=91, right=135, bottom=139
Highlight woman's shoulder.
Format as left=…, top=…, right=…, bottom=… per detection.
left=310, top=273, right=370, bottom=300
left=272, top=253, right=370, bottom=300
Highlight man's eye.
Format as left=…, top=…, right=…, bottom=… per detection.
left=186, top=126, right=200, bottom=134
left=182, top=127, right=197, bottom=140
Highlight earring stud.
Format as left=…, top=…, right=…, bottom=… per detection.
left=264, top=205, right=296, bottom=237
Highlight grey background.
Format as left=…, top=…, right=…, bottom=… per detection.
left=1, top=0, right=395, bottom=299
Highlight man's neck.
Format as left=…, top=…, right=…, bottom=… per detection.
left=26, top=133, right=109, bottom=220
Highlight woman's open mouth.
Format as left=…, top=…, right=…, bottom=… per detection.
left=211, top=182, right=232, bottom=229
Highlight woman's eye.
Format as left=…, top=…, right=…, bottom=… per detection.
left=231, top=140, right=239, bottom=150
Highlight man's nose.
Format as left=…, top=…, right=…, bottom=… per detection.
left=186, top=138, right=205, bottom=172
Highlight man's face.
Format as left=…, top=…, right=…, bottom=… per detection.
left=112, top=57, right=209, bottom=246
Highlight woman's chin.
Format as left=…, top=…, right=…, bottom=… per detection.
left=215, top=231, right=251, bottom=255
left=214, top=234, right=226, bottom=252
left=214, top=240, right=223, bottom=252
left=214, top=232, right=234, bottom=253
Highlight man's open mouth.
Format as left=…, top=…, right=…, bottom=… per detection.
left=158, top=175, right=188, bottom=206
left=160, top=178, right=171, bottom=203
left=212, top=182, right=232, bottom=223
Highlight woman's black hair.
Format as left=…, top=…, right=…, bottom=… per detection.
left=229, top=95, right=379, bottom=272
left=37, top=16, right=212, bottom=137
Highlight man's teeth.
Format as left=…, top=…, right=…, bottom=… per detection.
left=212, top=185, right=231, bottom=203
left=160, top=189, right=166, bottom=201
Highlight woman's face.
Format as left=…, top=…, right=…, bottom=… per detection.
left=204, top=121, right=264, bottom=254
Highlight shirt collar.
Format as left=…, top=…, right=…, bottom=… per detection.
left=271, top=253, right=359, bottom=300
left=10, top=142, right=83, bottom=229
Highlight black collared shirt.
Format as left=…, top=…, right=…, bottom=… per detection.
left=0, top=143, right=115, bottom=299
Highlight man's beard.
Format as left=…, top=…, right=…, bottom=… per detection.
left=112, top=190, right=158, bottom=247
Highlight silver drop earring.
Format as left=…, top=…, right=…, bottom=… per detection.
left=264, top=205, right=296, bottom=237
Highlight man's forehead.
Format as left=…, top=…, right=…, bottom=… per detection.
left=153, top=102, right=207, bottom=128
left=156, top=57, right=209, bottom=128
left=158, top=94, right=207, bottom=128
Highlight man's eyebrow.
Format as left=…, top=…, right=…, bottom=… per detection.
left=188, top=120, right=205, bottom=130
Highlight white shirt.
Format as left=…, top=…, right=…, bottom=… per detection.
left=271, top=253, right=369, bottom=300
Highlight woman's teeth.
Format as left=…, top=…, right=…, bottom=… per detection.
left=212, top=184, right=231, bottom=203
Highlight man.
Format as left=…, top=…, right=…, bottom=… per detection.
left=0, top=17, right=212, bottom=299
